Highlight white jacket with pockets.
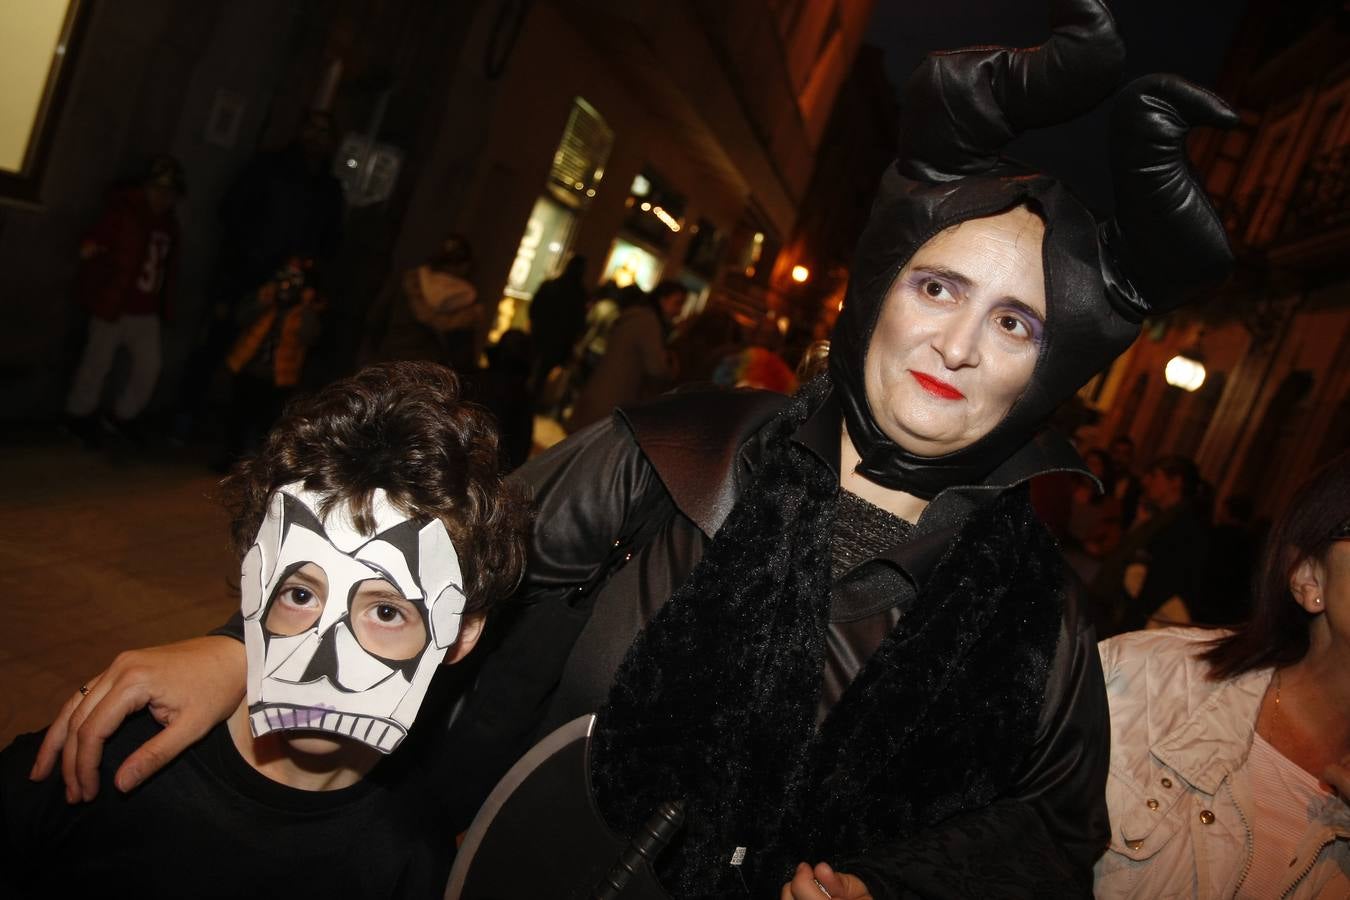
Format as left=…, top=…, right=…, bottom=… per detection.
left=1094, top=628, right=1349, bottom=899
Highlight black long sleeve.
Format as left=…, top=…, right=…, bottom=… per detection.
left=439, top=415, right=672, bottom=824
left=841, top=585, right=1110, bottom=899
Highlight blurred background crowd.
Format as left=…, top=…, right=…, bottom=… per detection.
left=0, top=0, right=1346, bottom=638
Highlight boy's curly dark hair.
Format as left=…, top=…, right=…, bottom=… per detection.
left=220, top=361, right=530, bottom=613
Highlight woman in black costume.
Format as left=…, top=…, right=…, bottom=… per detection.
left=37, top=1, right=1237, bottom=896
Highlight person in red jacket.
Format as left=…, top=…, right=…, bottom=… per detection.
left=65, top=156, right=184, bottom=445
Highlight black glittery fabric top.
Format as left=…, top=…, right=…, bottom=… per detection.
left=830, top=489, right=914, bottom=581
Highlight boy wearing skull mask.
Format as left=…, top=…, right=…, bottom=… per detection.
left=1, top=362, right=528, bottom=899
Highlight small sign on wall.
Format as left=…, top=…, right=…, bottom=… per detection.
left=334, top=132, right=402, bottom=207
left=204, top=89, right=247, bottom=149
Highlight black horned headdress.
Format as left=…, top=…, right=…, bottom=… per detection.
left=829, top=0, right=1237, bottom=498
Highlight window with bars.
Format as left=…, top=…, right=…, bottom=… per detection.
left=546, top=97, right=614, bottom=211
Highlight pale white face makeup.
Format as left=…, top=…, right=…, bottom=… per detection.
left=240, top=484, right=466, bottom=754
left=863, top=206, right=1047, bottom=456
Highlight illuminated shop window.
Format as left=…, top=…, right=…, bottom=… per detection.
left=546, top=97, right=613, bottom=211
left=621, top=167, right=686, bottom=250
left=600, top=238, right=662, bottom=292
left=494, top=97, right=613, bottom=342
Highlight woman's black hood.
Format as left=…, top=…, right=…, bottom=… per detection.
left=829, top=0, right=1237, bottom=498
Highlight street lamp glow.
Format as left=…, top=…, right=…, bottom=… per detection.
left=651, top=205, right=681, bottom=232
left=791, top=265, right=810, bottom=283
left=1164, top=354, right=1206, bottom=392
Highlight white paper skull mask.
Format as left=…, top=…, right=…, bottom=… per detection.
left=240, top=483, right=466, bottom=754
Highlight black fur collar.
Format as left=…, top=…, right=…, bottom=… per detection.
left=590, top=378, right=1065, bottom=897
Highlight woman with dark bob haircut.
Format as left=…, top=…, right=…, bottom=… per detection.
left=1095, top=451, right=1350, bottom=898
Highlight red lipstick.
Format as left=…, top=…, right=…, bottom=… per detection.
left=909, top=370, right=965, bottom=400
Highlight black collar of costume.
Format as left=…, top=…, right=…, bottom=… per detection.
left=619, top=378, right=1094, bottom=544
left=792, top=383, right=1096, bottom=517
left=590, top=376, right=1066, bottom=895
left=617, top=387, right=789, bottom=539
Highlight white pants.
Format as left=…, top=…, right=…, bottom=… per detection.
left=66, top=314, right=162, bottom=420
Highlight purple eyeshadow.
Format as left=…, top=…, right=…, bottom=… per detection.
left=1004, top=305, right=1045, bottom=344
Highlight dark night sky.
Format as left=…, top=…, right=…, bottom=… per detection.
left=863, top=0, right=1252, bottom=211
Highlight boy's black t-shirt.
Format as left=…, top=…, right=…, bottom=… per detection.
left=0, top=711, right=455, bottom=899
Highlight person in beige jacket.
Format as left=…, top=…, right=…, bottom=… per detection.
left=1095, top=452, right=1350, bottom=899
left=564, top=282, right=681, bottom=433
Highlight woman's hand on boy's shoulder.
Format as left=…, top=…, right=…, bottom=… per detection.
left=29, top=636, right=246, bottom=801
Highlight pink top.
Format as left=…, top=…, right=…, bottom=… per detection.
left=1236, top=732, right=1334, bottom=899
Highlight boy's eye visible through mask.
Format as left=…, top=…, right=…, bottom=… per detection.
left=351, top=582, right=427, bottom=661
left=264, top=564, right=328, bottom=636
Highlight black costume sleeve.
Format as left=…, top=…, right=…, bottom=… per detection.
left=0, top=715, right=161, bottom=897
left=0, top=730, right=65, bottom=893
left=212, top=613, right=245, bottom=641
left=840, top=585, right=1110, bottom=899
left=440, top=414, right=668, bottom=818
left=510, top=413, right=667, bottom=607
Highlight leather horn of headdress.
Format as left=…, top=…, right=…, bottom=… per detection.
left=1102, top=75, right=1239, bottom=321
left=830, top=0, right=1238, bottom=499
left=896, top=0, right=1125, bottom=181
